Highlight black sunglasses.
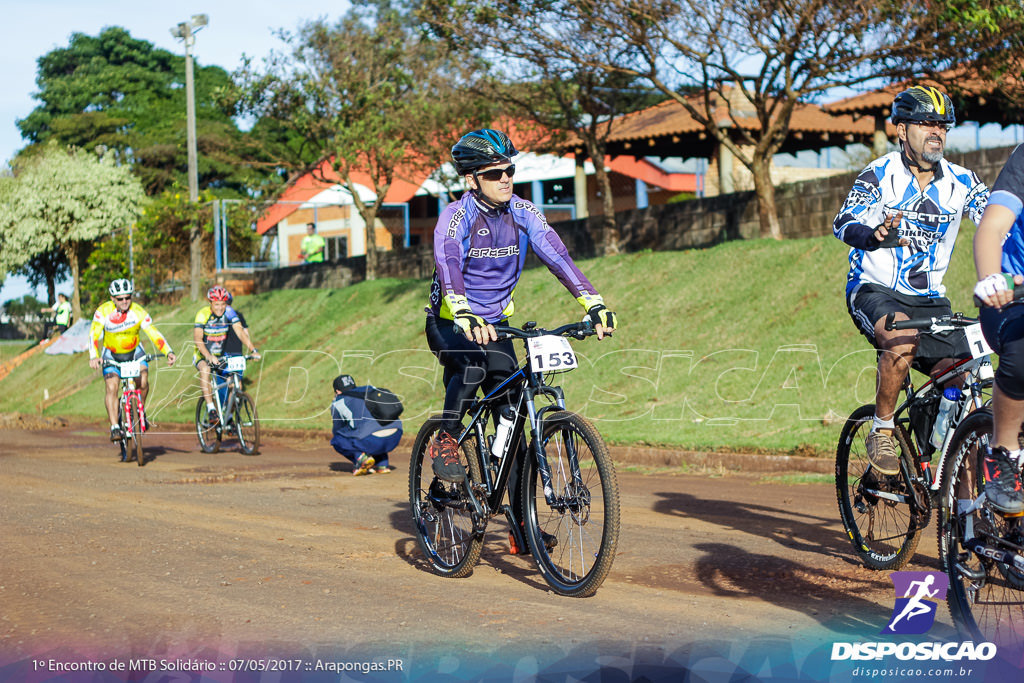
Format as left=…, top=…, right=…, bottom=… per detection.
left=476, top=165, right=515, bottom=182
left=114, top=295, right=131, bottom=302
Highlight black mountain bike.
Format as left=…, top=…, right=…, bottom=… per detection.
left=937, top=407, right=1024, bottom=648
left=409, top=320, right=620, bottom=597
left=836, top=312, right=993, bottom=570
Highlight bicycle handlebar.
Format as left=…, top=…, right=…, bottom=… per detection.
left=492, top=320, right=601, bottom=341
left=212, top=353, right=260, bottom=369
left=101, top=353, right=163, bottom=368
left=973, top=283, right=1024, bottom=308
left=884, top=311, right=977, bottom=332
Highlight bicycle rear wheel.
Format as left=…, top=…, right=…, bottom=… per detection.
left=128, top=398, right=144, bottom=466
left=233, top=392, right=260, bottom=455
left=835, top=403, right=924, bottom=570
left=195, top=398, right=221, bottom=453
left=939, top=409, right=1024, bottom=649
left=409, top=415, right=484, bottom=578
left=521, top=410, right=620, bottom=597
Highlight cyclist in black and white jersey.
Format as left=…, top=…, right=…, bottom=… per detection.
left=834, top=85, right=989, bottom=476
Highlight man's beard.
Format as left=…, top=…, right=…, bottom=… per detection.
left=922, top=140, right=944, bottom=164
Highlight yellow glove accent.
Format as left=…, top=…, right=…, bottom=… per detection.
left=576, top=293, right=604, bottom=312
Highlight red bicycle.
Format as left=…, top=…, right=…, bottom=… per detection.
left=103, top=353, right=160, bottom=466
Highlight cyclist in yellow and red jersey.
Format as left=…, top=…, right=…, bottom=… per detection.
left=194, top=286, right=260, bottom=424
left=88, top=279, right=177, bottom=440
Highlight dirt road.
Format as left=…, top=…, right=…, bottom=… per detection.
left=0, top=421, right=993, bottom=681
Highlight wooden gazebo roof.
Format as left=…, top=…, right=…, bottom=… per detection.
left=567, top=88, right=890, bottom=160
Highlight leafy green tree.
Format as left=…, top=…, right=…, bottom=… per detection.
left=0, top=144, right=146, bottom=320
left=551, top=0, right=957, bottom=240
left=234, top=0, right=494, bottom=279
left=16, top=26, right=270, bottom=197
left=11, top=249, right=69, bottom=307
left=421, top=0, right=661, bottom=256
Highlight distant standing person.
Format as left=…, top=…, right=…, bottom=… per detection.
left=329, top=374, right=403, bottom=476
left=833, top=85, right=989, bottom=476
left=300, top=223, right=326, bottom=263
left=42, top=292, right=72, bottom=338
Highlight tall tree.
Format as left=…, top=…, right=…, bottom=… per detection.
left=0, top=144, right=146, bottom=320
left=16, top=26, right=270, bottom=196
left=421, top=0, right=659, bottom=256
left=564, top=0, right=947, bottom=239
left=234, top=0, right=493, bottom=279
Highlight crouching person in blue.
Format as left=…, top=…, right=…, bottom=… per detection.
left=330, top=374, right=403, bottom=476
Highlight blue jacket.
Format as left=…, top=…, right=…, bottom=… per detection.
left=330, top=386, right=403, bottom=457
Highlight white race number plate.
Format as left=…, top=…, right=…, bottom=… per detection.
left=527, top=335, right=577, bottom=373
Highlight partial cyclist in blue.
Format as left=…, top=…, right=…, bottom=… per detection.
left=424, top=128, right=617, bottom=484
left=971, top=143, right=1024, bottom=515
left=834, top=86, right=989, bottom=476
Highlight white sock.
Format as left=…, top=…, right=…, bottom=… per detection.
left=872, top=416, right=895, bottom=432
left=1008, top=449, right=1022, bottom=466
left=111, top=423, right=118, bottom=430
left=207, top=402, right=215, bottom=411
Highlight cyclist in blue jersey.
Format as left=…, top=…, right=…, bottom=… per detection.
left=834, top=86, right=989, bottom=476
left=972, top=144, right=1024, bottom=515
left=425, top=128, right=617, bottom=484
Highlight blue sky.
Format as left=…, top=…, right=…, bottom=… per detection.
left=1, top=0, right=350, bottom=303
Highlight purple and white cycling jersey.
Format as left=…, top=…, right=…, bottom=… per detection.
left=428, top=192, right=598, bottom=323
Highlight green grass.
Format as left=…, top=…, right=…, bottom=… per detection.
left=0, top=222, right=983, bottom=459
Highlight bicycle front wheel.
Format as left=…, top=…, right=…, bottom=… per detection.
left=195, top=398, right=221, bottom=453
left=234, top=392, right=260, bottom=455
left=938, top=409, right=1024, bottom=647
left=128, top=398, right=144, bottom=466
left=409, top=415, right=484, bottom=578
left=835, top=403, right=924, bottom=570
left=521, top=410, right=620, bottom=597
left=116, top=400, right=129, bottom=462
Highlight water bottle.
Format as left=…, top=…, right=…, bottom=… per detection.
left=491, top=406, right=515, bottom=459
left=930, top=386, right=963, bottom=449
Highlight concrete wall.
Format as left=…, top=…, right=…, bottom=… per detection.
left=243, top=144, right=1018, bottom=291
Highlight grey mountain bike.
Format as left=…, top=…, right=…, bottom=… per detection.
left=195, top=354, right=260, bottom=455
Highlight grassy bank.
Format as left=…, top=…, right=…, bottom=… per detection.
left=0, top=224, right=983, bottom=457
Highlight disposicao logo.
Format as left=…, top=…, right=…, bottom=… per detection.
left=882, top=570, right=948, bottom=635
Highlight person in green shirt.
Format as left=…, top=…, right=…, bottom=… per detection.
left=42, top=292, right=72, bottom=337
left=300, top=222, right=326, bottom=263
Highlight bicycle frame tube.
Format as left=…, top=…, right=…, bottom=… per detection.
left=893, top=355, right=992, bottom=491
left=457, top=348, right=577, bottom=509
left=120, top=379, right=143, bottom=436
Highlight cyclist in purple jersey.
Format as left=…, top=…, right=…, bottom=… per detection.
left=425, top=128, right=617, bottom=484
left=833, top=86, right=988, bottom=476
left=972, top=143, right=1024, bottom=515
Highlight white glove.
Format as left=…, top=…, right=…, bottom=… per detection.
left=974, top=273, right=1012, bottom=302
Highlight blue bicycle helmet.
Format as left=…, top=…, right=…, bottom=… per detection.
left=451, top=129, right=518, bottom=175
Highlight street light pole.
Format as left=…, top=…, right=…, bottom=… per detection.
left=171, top=14, right=208, bottom=302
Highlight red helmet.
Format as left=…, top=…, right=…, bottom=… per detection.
left=207, top=286, right=230, bottom=302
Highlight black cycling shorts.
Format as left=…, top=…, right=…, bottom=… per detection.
left=847, top=283, right=969, bottom=376
left=980, top=303, right=1024, bottom=400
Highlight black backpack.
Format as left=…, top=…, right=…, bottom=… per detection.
left=345, top=386, right=404, bottom=426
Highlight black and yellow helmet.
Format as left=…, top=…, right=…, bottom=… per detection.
left=891, top=85, right=955, bottom=126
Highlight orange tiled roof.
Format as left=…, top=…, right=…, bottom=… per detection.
left=255, top=158, right=434, bottom=235
left=603, top=89, right=880, bottom=144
